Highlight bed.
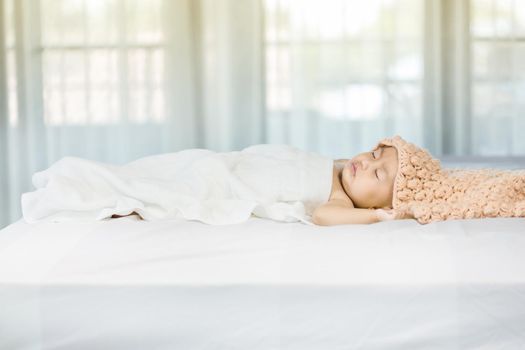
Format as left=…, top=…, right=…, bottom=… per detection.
left=1, top=215, right=524, bottom=350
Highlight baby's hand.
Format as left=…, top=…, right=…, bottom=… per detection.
left=375, top=208, right=413, bottom=221
left=375, top=208, right=397, bottom=222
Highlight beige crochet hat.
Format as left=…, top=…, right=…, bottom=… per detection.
left=376, top=135, right=525, bottom=224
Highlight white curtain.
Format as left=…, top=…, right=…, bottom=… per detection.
left=263, top=0, right=525, bottom=157
left=264, top=0, right=426, bottom=157
left=469, top=0, right=525, bottom=155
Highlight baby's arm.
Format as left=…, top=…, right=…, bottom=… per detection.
left=312, top=200, right=382, bottom=225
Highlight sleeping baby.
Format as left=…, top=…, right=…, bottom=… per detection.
left=315, top=135, right=525, bottom=225
left=22, top=135, right=525, bottom=226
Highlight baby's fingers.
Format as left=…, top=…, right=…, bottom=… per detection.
left=375, top=208, right=396, bottom=221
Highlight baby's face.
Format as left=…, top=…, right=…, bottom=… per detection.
left=341, top=145, right=398, bottom=209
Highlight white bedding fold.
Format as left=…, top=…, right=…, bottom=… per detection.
left=21, top=144, right=333, bottom=225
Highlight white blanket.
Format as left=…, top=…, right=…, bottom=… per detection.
left=21, top=144, right=333, bottom=225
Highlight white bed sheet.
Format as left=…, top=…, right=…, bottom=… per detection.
left=1, top=216, right=524, bottom=350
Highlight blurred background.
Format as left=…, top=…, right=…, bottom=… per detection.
left=1, top=0, right=525, bottom=228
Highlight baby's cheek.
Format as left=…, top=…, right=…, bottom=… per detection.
left=378, top=184, right=394, bottom=206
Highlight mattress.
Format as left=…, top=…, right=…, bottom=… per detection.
left=1, top=216, right=524, bottom=350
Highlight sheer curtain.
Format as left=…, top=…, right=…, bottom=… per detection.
left=264, top=0, right=525, bottom=158
left=0, top=0, right=264, bottom=228
left=469, top=0, right=525, bottom=155
left=264, top=0, right=426, bottom=158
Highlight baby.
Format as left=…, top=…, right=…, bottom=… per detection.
left=315, top=135, right=525, bottom=226
left=22, top=135, right=525, bottom=225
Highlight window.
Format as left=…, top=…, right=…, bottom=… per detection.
left=470, top=0, right=525, bottom=155
left=4, top=0, right=525, bottom=155
left=264, top=0, right=425, bottom=153
left=264, top=0, right=525, bottom=156
left=36, top=0, right=167, bottom=126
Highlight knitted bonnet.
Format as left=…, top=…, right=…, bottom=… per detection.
left=376, top=135, right=525, bottom=224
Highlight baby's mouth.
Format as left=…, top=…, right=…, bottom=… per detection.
left=345, top=161, right=357, bottom=176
